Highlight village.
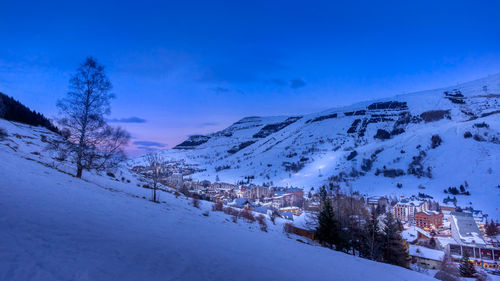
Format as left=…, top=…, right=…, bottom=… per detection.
left=129, top=163, right=500, bottom=276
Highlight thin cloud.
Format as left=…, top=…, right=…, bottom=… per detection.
left=197, top=122, right=219, bottom=128
left=132, top=141, right=167, bottom=147
left=290, top=78, right=306, bottom=89
left=269, top=77, right=307, bottom=89
left=136, top=146, right=161, bottom=152
left=198, top=51, right=287, bottom=83
left=270, top=78, right=286, bottom=86
left=210, top=86, right=230, bottom=94
left=108, top=116, right=147, bottom=123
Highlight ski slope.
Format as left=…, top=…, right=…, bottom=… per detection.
left=0, top=119, right=433, bottom=281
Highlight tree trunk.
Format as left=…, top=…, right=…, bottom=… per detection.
left=76, top=163, right=83, bottom=178
left=153, top=183, right=157, bottom=202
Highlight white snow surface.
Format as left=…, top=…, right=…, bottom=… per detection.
left=0, top=119, right=434, bottom=280
left=142, top=74, right=500, bottom=219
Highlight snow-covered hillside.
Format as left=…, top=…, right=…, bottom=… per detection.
left=152, top=74, right=500, bottom=219
left=0, top=119, right=434, bottom=281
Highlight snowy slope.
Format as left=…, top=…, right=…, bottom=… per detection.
left=151, top=74, right=500, bottom=219
left=0, top=119, right=434, bottom=281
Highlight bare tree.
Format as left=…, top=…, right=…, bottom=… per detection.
left=192, top=196, right=200, bottom=208
left=434, top=253, right=459, bottom=281
left=57, top=57, right=129, bottom=178
left=144, top=153, right=166, bottom=202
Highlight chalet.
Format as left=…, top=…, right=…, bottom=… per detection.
left=230, top=198, right=254, bottom=210
left=415, top=211, right=443, bottom=230
left=415, top=226, right=433, bottom=240
left=409, top=245, right=444, bottom=269
left=285, top=224, right=316, bottom=241
left=402, top=226, right=432, bottom=244
left=402, top=227, right=419, bottom=243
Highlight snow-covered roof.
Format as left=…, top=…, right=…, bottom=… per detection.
left=279, top=206, right=299, bottom=211
left=281, top=211, right=294, bottom=221
left=291, top=212, right=317, bottom=230
left=396, top=198, right=426, bottom=207
left=285, top=187, right=303, bottom=192
left=230, top=198, right=253, bottom=208
left=402, top=226, right=431, bottom=242
left=273, top=193, right=294, bottom=199
left=414, top=226, right=431, bottom=238
left=409, top=245, right=445, bottom=262
left=419, top=210, right=440, bottom=216
left=253, top=206, right=268, bottom=214
left=367, top=196, right=387, bottom=204
left=451, top=212, right=486, bottom=245
left=402, top=227, right=418, bottom=243
left=437, top=237, right=456, bottom=249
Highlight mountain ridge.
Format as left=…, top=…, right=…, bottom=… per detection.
left=142, top=73, right=500, bottom=219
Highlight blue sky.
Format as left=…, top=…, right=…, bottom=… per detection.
left=1, top=0, right=500, bottom=155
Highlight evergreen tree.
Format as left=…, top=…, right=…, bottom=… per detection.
left=336, top=222, right=352, bottom=253
left=360, top=207, right=383, bottom=261
left=345, top=215, right=363, bottom=255
left=485, top=220, right=499, bottom=236
left=429, top=237, right=437, bottom=249
left=382, top=212, right=410, bottom=268
left=316, top=186, right=339, bottom=248
left=459, top=252, right=476, bottom=277
left=0, top=92, right=58, bottom=132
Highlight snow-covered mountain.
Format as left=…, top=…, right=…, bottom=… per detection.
left=0, top=119, right=435, bottom=281
left=154, top=74, right=500, bottom=219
